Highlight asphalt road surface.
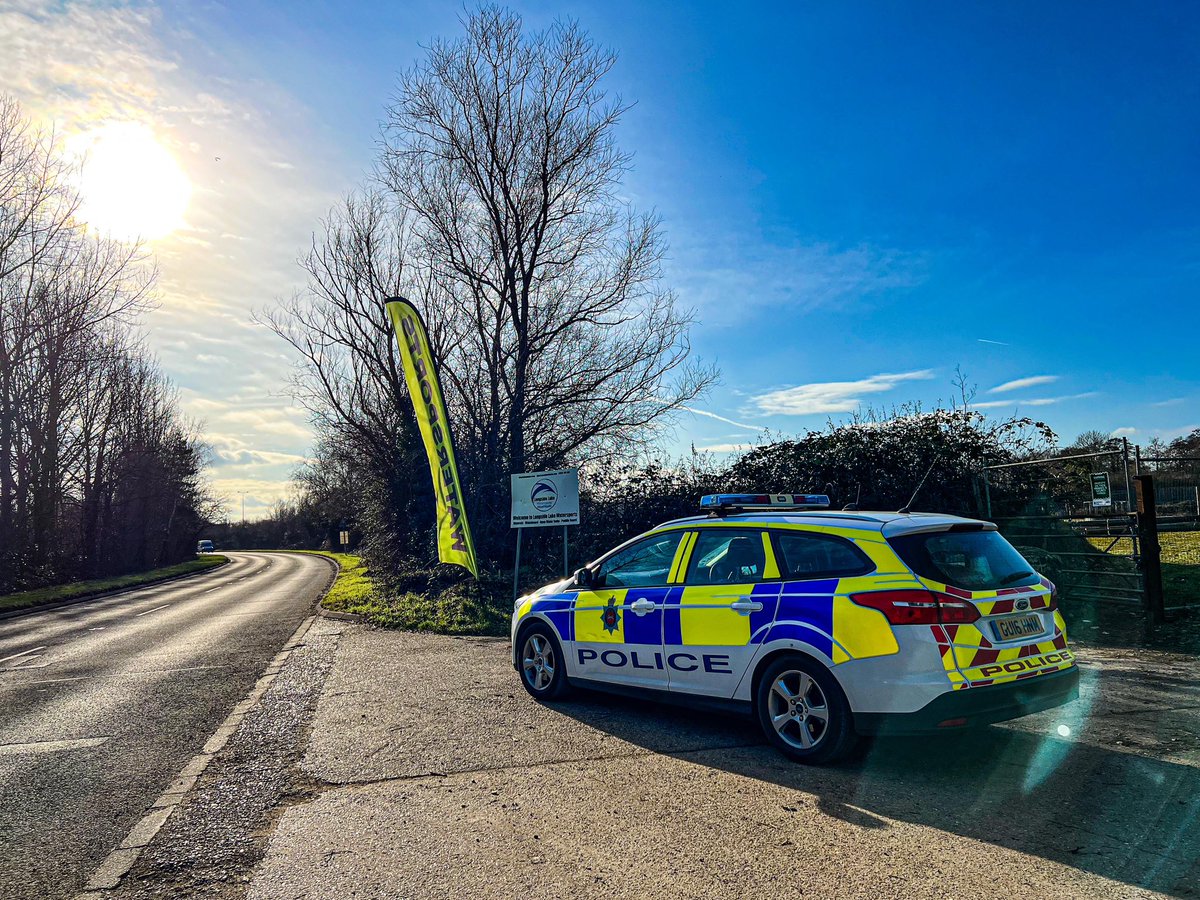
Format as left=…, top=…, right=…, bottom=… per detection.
left=0, top=551, right=331, bottom=900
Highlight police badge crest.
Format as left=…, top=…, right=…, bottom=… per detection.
left=601, top=596, right=620, bottom=634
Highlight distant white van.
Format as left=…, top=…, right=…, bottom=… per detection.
left=197, top=540, right=215, bottom=553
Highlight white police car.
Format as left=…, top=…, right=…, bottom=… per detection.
left=512, top=494, right=1079, bottom=764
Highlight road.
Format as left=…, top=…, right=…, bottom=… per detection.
left=0, top=551, right=331, bottom=900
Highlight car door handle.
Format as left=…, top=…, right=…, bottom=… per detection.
left=630, top=598, right=657, bottom=616
left=730, top=600, right=763, bottom=613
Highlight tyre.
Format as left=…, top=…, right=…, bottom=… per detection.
left=517, top=623, right=571, bottom=701
left=755, top=654, right=858, bottom=764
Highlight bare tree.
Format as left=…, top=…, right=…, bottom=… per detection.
left=382, top=7, right=714, bottom=509
left=266, top=8, right=714, bottom=566
left=260, top=192, right=435, bottom=568
left=0, top=94, right=208, bottom=591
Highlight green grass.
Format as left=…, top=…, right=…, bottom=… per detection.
left=1086, top=530, right=1200, bottom=564
left=0, top=554, right=229, bottom=614
left=289, top=550, right=509, bottom=636
left=1087, top=530, right=1200, bottom=606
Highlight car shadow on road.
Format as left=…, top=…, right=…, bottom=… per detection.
left=554, top=688, right=1200, bottom=898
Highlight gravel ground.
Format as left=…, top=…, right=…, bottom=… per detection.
left=93, top=618, right=344, bottom=899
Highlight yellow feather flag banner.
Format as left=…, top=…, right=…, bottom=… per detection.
left=384, top=297, right=479, bottom=578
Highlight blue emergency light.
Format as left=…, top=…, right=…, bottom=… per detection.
left=700, top=493, right=831, bottom=511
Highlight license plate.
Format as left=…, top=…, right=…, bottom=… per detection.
left=993, top=614, right=1043, bottom=641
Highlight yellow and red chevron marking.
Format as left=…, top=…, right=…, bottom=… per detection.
left=921, top=576, right=1073, bottom=689
left=929, top=624, right=971, bottom=690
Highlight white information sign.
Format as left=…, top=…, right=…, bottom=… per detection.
left=511, top=468, right=580, bottom=528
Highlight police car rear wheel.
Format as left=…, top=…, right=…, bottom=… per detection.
left=756, top=656, right=857, bottom=764
left=519, top=626, right=570, bottom=701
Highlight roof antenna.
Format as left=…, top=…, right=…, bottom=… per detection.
left=843, top=484, right=861, bottom=511
left=898, top=456, right=939, bottom=514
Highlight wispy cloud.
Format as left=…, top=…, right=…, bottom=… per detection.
left=1153, top=397, right=1187, bottom=407
left=668, top=232, right=924, bottom=326
left=678, top=404, right=768, bottom=431
left=988, top=375, right=1059, bottom=394
left=694, top=442, right=750, bottom=454
left=972, top=392, right=1097, bottom=410
left=1151, top=424, right=1200, bottom=441
left=1111, top=427, right=1137, bottom=437
left=211, top=446, right=309, bottom=468
left=977, top=338, right=1011, bottom=346
left=753, top=370, right=935, bottom=416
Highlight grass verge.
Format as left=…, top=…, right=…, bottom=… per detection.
left=290, top=550, right=509, bottom=636
left=0, top=554, right=229, bottom=614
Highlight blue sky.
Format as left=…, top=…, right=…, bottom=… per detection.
left=4, top=1, right=1197, bottom=515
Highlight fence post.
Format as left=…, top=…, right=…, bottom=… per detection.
left=1121, top=437, right=1133, bottom=515
left=512, top=527, right=524, bottom=603
left=1134, top=474, right=1165, bottom=631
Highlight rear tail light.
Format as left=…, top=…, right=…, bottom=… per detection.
left=849, top=589, right=980, bottom=625
left=937, top=596, right=979, bottom=624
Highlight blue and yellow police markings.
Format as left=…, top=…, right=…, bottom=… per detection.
left=519, top=594, right=576, bottom=643
left=754, top=576, right=900, bottom=665
left=570, top=586, right=685, bottom=644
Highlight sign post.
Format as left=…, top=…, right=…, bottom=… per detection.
left=510, top=468, right=580, bottom=600
left=1090, top=472, right=1112, bottom=509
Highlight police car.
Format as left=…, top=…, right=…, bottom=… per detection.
left=512, top=493, right=1079, bottom=764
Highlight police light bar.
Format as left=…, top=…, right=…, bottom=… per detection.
left=700, top=493, right=831, bottom=511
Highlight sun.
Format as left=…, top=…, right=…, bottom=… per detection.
left=72, top=122, right=192, bottom=242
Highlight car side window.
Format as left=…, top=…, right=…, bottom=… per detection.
left=685, top=529, right=766, bottom=584
left=771, top=531, right=873, bottom=580
left=596, top=531, right=684, bottom=588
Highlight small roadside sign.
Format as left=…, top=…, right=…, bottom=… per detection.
left=1091, top=472, right=1112, bottom=508
left=510, top=469, right=580, bottom=528
left=339, top=530, right=350, bottom=546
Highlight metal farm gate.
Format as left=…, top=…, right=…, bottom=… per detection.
left=981, top=443, right=1147, bottom=626
left=980, top=444, right=1200, bottom=635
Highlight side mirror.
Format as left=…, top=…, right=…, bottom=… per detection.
left=574, top=567, right=595, bottom=589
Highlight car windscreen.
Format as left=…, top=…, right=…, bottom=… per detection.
left=887, top=528, right=1041, bottom=591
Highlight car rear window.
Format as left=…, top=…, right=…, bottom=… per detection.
left=887, top=529, right=1040, bottom=591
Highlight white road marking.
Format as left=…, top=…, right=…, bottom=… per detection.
left=134, top=605, right=170, bottom=617
left=0, top=736, right=109, bottom=755
left=89, top=626, right=106, bottom=631
left=204, top=588, right=218, bottom=593
left=9, top=654, right=44, bottom=667
left=0, top=646, right=46, bottom=664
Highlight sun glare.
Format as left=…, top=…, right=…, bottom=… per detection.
left=72, top=122, right=192, bottom=242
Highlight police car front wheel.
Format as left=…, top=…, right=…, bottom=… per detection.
left=518, top=625, right=571, bottom=701
left=755, top=656, right=857, bottom=764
